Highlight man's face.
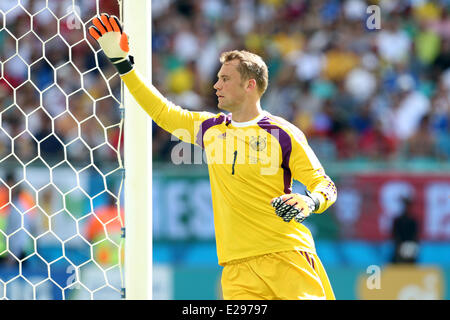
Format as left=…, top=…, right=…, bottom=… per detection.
left=213, top=60, right=247, bottom=111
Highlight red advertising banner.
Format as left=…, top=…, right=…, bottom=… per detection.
left=334, top=172, right=450, bottom=241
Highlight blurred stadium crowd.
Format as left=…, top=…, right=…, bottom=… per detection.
left=151, top=0, right=450, bottom=164
left=0, top=0, right=449, bottom=166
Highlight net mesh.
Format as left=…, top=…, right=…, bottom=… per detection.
left=0, top=0, right=124, bottom=299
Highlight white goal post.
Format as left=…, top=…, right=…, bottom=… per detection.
left=122, top=0, right=152, bottom=300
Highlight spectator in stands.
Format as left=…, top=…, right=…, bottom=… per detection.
left=359, top=119, right=398, bottom=161
left=84, top=195, right=123, bottom=268
left=0, top=173, right=36, bottom=266
left=402, top=114, right=438, bottom=160
left=334, top=125, right=360, bottom=160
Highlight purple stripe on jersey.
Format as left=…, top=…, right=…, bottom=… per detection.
left=257, top=116, right=292, bottom=194
left=301, top=251, right=312, bottom=269
left=305, top=252, right=315, bottom=270
left=195, top=114, right=227, bottom=148
left=225, top=113, right=232, bottom=126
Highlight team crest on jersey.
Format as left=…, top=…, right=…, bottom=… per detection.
left=250, top=136, right=266, bottom=151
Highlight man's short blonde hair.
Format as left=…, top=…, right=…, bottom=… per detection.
left=219, top=50, right=269, bottom=96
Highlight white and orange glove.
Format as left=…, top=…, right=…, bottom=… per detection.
left=271, top=191, right=320, bottom=223
left=88, top=13, right=134, bottom=75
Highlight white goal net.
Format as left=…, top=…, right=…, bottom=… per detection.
left=0, top=0, right=125, bottom=299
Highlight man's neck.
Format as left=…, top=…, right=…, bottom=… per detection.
left=231, top=101, right=263, bottom=123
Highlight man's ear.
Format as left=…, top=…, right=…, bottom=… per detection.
left=246, top=79, right=257, bottom=91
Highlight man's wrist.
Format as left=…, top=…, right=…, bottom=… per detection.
left=305, top=190, right=321, bottom=213
left=110, top=55, right=134, bottom=75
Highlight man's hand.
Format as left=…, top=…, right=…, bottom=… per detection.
left=88, top=13, right=134, bottom=75
left=271, top=193, right=319, bottom=223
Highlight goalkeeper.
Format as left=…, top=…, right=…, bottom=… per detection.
left=89, top=14, right=337, bottom=300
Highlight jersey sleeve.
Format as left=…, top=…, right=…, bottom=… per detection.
left=120, top=69, right=215, bottom=145
left=288, top=127, right=337, bottom=214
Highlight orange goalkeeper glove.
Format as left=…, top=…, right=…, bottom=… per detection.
left=271, top=191, right=320, bottom=223
left=88, top=13, right=134, bottom=75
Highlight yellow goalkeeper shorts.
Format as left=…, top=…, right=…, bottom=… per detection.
left=221, top=250, right=335, bottom=300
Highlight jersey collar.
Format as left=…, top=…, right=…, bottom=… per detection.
left=230, top=112, right=266, bottom=127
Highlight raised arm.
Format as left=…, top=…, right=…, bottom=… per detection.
left=88, top=13, right=214, bottom=144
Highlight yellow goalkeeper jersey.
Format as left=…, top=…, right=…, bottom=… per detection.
left=121, top=70, right=337, bottom=266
